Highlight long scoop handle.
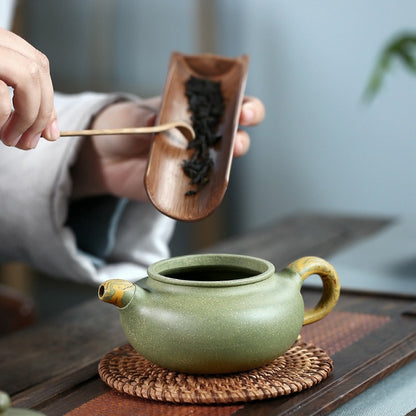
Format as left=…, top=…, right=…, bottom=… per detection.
left=287, top=256, right=340, bottom=325
left=60, top=120, right=195, bottom=141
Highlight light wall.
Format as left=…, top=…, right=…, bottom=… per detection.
left=21, top=0, right=416, bottom=238
left=215, top=0, right=416, bottom=232
left=20, top=0, right=205, bottom=94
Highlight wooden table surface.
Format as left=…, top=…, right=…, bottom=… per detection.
left=1, top=214, right=415, bottom=415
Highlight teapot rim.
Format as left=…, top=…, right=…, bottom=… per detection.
left=147, top=253, right=275, bottom=287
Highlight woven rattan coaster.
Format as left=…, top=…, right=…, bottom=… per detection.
left=98, top=341, right=333, bottom=404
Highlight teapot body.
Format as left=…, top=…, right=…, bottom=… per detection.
left=118, top=256, right=304, bottom=374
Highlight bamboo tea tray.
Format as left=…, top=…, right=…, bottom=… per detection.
left=145, top=52, right=249, bottom=221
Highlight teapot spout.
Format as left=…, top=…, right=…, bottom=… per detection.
left=98, top=279, right=136, bottom=308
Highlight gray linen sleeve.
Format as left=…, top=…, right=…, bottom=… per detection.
left=0, top=92, right=175, bottom=284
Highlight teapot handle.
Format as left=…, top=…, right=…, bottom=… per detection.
left=287, top=256, right=340, bottom=325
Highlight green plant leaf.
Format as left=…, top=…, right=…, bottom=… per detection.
left=363, top=32, right=416, bottom=102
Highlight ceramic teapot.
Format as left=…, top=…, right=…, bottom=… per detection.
left=99, top=254, right=340, bottom=374
left=0, top=391, right=44, bottom=416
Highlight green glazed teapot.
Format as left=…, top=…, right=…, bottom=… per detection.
left=0, top=391, right=45, bottom=416
left=99, top=254, right=340, bottom=374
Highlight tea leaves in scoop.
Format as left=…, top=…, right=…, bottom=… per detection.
left=182, top=76, right=225, bottom=196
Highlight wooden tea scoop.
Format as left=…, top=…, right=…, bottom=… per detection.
left=145, top=52, right=249, bottom=222
left=60, top=120, right=195, bottom=141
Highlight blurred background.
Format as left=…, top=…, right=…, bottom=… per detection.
left=2, top=0, right=416, bottom=328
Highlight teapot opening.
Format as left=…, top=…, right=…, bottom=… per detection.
left=162, top=265, right=258, bottom=282
left=149, top=254, right=275, bottom=287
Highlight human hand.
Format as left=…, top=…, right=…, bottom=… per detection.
left=235, top=96, right=265, bottom=157
left=71, top=95, right=265, bottom=201
left=0, top=28, right=59, bottom=150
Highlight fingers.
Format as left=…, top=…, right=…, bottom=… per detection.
left=0, top=28, right=58, bottom=149
left=233, top=96, right=265, bottom=158
left=239, top=96, right=266, bottom=127
left=233, top=129, right=250, bottom=158
left=0, top=80, right=12, bottom=130
left=0, top=47, right=43, bottom=147
left=42, top=109, right=59, bottom=143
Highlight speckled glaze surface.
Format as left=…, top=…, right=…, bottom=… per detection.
left=99, top=254, right=340, bottom=374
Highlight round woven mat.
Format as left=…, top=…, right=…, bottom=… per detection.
left=98, top=341, right=333, bottom=404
